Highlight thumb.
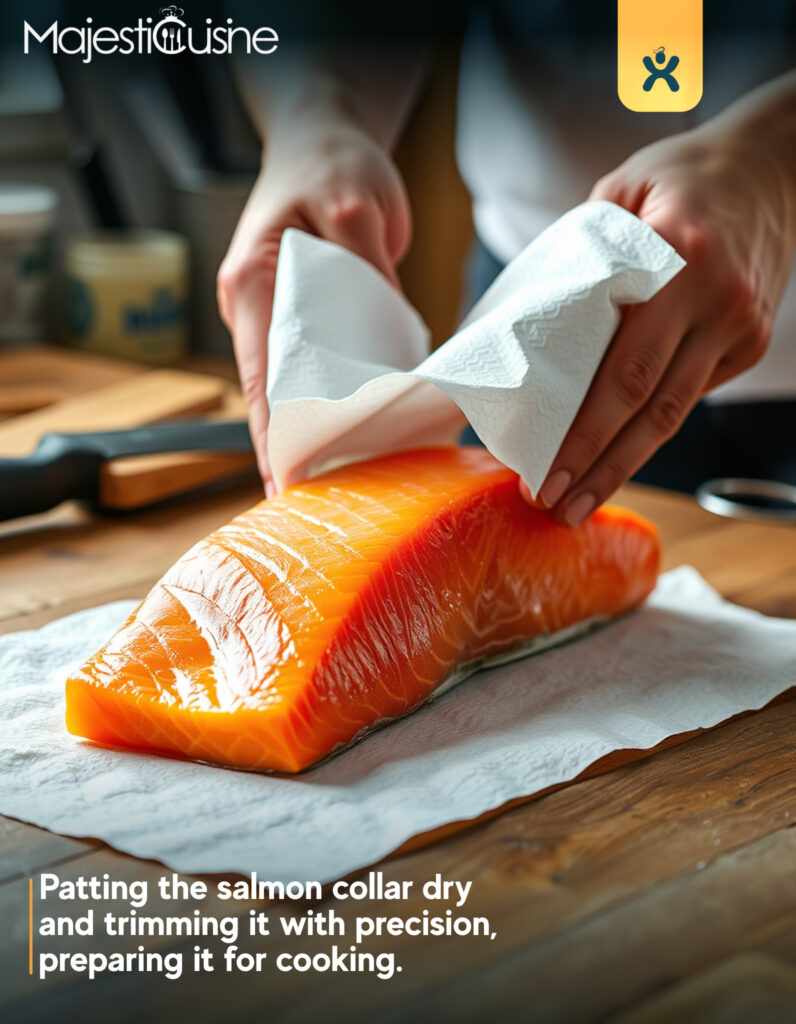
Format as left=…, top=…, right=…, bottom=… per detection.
left=317, top=193, right=400, bottom=288
left=589, top=173, right=622, bottom=202
left=589, top=168, right=650, bottom=217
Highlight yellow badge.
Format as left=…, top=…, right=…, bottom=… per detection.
left=618, top=0, right=703, bottom=112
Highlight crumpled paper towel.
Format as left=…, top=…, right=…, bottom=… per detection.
left=266, top=200, right=685, bottom=495
left=1, top=567, right=793, bottom=883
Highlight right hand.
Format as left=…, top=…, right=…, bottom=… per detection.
left=217, top=118, right=412, bottom=491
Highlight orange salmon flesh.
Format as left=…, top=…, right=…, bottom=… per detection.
left=65, top=447, right=660, bottom=772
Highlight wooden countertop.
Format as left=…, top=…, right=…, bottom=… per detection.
left=1, top=481, right=794, bottom=1022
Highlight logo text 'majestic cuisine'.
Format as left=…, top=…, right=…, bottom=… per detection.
left=23, top=5, right=278, bottom=64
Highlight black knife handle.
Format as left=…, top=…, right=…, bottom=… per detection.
left=0, top=437, right=102, bottom=521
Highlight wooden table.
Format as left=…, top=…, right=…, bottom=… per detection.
left=1, top=481, right=794, bottom=1023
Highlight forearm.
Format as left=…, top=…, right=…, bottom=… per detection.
left=235, top=44, right=430, bottom=152
left=708, top=70, right=796, bottom=227
left=712, top=70, right=796, bottom=152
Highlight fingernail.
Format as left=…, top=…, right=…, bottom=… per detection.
left=564, top=492, right=596, bottom=528
left=539, top=469, right=572, bottom=508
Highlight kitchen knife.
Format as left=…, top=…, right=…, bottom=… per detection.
left=0, top=419, right=253, bottom=521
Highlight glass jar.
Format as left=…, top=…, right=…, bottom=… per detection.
left=65, top=230, right=189, bottom=364
left=0, top=184, right=57, bottom=343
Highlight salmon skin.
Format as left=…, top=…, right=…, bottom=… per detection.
left=65, top=447, right=660, bottom=773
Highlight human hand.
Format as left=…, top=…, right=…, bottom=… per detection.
left=217, top=117, right=411, bottom=491
left=531, top=117, right=796, bottom=524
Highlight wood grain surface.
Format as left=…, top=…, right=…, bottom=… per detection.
left=0, top=352, right=257, bottom=510
left=0, top=370, right=226, bottom=457
left=0, top=347, right=144, bottom=416
left=0, top=476, right=794, bottom=1023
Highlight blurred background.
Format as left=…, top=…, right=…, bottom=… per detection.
left=0, top=0, right=474, bottom=518
left=0, top=3, right=470, bottom=361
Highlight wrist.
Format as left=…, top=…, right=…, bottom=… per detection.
left=258, top=74, right=391, bottom=152
left=708, top=74, right=796, bottom=233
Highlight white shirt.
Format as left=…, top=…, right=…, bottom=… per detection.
left=456, top=11, right=796, bottom=400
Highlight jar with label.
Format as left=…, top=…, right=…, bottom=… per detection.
left=0, top=184, right=57, bottom=343
left=65, top=231, right=189, bottom=364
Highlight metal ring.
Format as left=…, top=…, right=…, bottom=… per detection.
left=696, top=477, right=796, bottom=523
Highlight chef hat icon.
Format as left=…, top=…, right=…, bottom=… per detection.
left=159, top=4, right=185, bottom=18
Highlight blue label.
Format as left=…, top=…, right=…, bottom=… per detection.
left=122, top=288, right=186, bottom=333
left=67, top=277, right=95, bottom=339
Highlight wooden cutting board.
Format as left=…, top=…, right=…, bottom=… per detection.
left=0, top=346, right=144, bottom=415
left=0, top=362, right=257, bottom=510
left=0, top=369, right=226, bottom=457
left=98, top=390, right=257, bottom=510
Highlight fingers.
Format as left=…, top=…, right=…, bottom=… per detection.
left=218, top=238, right=281, bottom=490
left=589, top=173, right=626, bottom=206
left=703, top=316, right=772, bottom=392
left=317, top=193, right=400, bottom=287
left=382, top=176, right=413, bottom=266
left=233, top=294, right=274, bottom=489
left=588, top=168, right=647, bottom=214
left=537, top=277, right=693, bottom=509
left=518, top=477, right=545, bottom=509
left=553, top=330, right=719, bottom=525
left=217, top=185, right=400, bottom=494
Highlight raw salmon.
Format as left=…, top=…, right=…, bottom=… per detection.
left=65, top=447, right=659, bottom=772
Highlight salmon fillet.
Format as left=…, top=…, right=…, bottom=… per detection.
left=65, top=447, right=659, bottom=772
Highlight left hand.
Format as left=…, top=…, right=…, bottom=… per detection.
left=531, top=119, right=796, bottom=525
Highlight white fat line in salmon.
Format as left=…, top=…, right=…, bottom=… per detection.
left=287, top=611, right=616, bottom=773
left=103, top=611, right=619, bottom=779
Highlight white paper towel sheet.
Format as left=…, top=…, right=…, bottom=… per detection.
left=1, top=568, right=793, bottom=883
left=266, top=200, right=684, bottom=495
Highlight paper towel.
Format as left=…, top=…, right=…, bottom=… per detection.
left=1, top=568, right=793, bottom=883
left=267, top=200, right=685, bottom=495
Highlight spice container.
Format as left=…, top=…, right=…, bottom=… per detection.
left=0, top=184, right=57, bottom=343
left=65, top=231, right=189, bottom=364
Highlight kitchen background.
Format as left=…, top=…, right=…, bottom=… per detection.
left=0, top=5, right=471, bottom=360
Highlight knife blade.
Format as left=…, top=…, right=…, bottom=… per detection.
left=0, top=418, right=253, bottom=521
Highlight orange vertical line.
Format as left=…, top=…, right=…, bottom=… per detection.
left=28, top=878, right=33, bottom=976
